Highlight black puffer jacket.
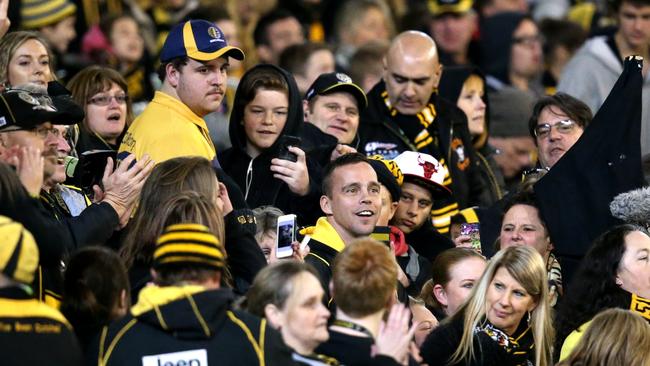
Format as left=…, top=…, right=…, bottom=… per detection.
left=219, top=64, right=322, bottom=225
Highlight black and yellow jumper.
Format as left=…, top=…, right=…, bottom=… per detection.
left=88, top=285, right=293, bottom=366
left=302, top=218, right=347, bottom=304
left=0, top=287, right=82, bottom=366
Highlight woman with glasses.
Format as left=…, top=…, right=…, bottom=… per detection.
left=420, top=245, right=554, bottom=366
left=67, top=66, right=133, bottom=156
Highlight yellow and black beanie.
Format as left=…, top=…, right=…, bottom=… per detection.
left=0, top=216, right=39, bottom=285
left=21, top=0, right=77, bottom=30
left=153, top=223, right=224, bottom=271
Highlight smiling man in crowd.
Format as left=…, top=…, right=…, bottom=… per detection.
left=303, top=153, right=381, bottom=300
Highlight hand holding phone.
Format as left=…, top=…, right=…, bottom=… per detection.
left=276, top=214, right=297, bottom=259
left=460, top=223, right=481, bottom=253
left=277, top=135, right=301, bottom=162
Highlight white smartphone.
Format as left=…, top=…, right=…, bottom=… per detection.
left=276, top=214, right=296, bottom=259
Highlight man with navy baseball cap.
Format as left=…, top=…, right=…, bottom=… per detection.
left=119, top=19, right=245, bottom=164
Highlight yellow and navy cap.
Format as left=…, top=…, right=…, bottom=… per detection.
left=160, top=20, right=245, bottom=63
left=429, top=0, right=473, bottom=16
left=21, top=0, right=76, bottom=29
left=305, top=72, right=368, bottom=109
left=0, top=216, right=39, bottom=285
left=153, top=223, right=224, bottom=271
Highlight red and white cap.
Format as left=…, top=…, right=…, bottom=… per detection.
left=393, top=151, right=451, bottom=197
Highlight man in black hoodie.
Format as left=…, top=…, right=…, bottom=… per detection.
left=359, top=31, right=488, bottom=235
left=88, top=223, right=293, bottom=366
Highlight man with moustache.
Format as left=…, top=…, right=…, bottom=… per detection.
left=118, top=19, right=245, bottom=164
left=0, top=83, right=153, bottom=307
left=358, top=31, right=487, bottom=234
left=303, top=153, right=382, bottom=300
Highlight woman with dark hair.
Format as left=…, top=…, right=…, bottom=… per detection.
left=421, top=246, right=554, bottom=366
left=499, top=190, right=563, bottom=306
left=219, top=64, right=322, bottom=225
left=555, top=224, right=650, bottom=360
left=60, top=246, right=130, bottom=351
left=67, top=65, right=133, bottom=155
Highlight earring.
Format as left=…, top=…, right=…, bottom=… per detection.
left=527, top=311, right=532, bottom=325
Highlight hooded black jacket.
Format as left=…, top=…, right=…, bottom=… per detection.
left=87, top=286, right=294, bottom=366
left=219, top=64, right=323, bottom=225
left=358, top=80, right=490, bottom=214
left=438, top=66, right=505, bottom=205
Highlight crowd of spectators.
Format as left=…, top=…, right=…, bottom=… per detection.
left=1, top=0, right=650, bottom=365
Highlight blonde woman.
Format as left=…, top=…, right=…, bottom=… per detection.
left=420, top=245, right=554, bottom=366
left=0, top=31, right=55, bottom=90
left=558, top=308, right=650, bottom=366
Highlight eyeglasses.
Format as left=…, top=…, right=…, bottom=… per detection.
left=88, top=94, right=129, bottom=106
left=33, top=126, right=68, bottom=139
left=533, top=119, right=577, bottom=139
left=512, top=34, right=544, bottom=48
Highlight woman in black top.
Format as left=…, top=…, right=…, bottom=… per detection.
left=420, top=246, right=554, bottom=366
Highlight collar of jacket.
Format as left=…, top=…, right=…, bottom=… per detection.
left=131, top=284, right=207, bottom=316
left=151, top=91, right=211, bottom=134
left=131, top=285, right=235, bottom=338
left=301, top=217, right=346, bottom=252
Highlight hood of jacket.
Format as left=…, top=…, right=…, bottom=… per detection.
left=480, top=12, right=528, bottom=86
left=438, top=65, right=491, bottom=149
left=576, top=35, right=624, bottom=75
left=228, top=64, right=304, bottom=159
left=131, top=285, right=235, bottom=339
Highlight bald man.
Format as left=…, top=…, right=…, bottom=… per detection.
left=358, top=31, right=488, bottom=235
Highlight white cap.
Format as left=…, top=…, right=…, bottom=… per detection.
left=393, top=151, right=451, bottom=196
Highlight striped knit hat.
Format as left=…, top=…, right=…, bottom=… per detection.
left=21, top=0, right=77, bottom=29
left=153, top=223, right=224, bottom=271
left=0, top=216, right=39, bottom=284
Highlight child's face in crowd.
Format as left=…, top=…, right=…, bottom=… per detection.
left=256, top=229, right=277, bottom=263
left=243, top=88, right=289, bottom=157
left=41, top=16, right=76, bottom=54
left=110, top=17, right=144, bottom=64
